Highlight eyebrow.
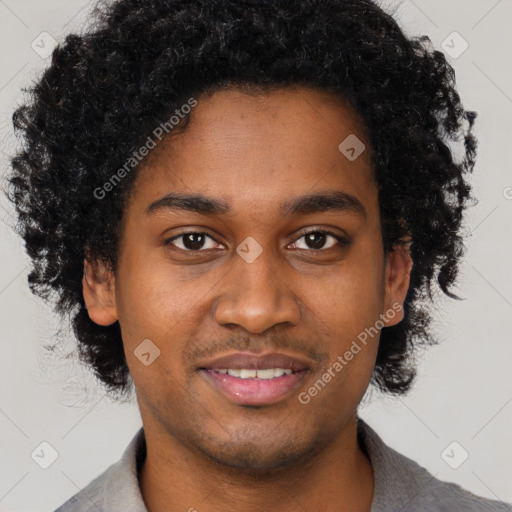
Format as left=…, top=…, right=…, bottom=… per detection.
left=145, top=190, right=367, bottom=220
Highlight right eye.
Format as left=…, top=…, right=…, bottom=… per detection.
left=164, top=232, right=225, bottom=252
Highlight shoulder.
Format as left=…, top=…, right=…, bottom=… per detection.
left=417, top=475, right=512, bottom=512
left=402, top=453, right=512, bottom=512
left=358, top=418, right=512, bottom=512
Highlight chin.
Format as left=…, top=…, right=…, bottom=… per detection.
left=204, top=445, right=310, bottom=472
left=191, top=427, right=328, bottom=473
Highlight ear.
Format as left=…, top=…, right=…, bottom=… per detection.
left=82, top=258, right=118, bottom=326
left=382, top=239, right=413, bottom=327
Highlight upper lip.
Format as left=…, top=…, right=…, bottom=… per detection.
left=198, top=351, right=310, bottom=371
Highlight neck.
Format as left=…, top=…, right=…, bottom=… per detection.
left=139, top=415, right=374, bottom=512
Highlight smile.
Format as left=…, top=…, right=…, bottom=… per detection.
left=212, top=368, right=295, bottom=379
left=200, top=368, right=308, bottom=405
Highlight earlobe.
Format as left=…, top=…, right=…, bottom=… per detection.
left=82, top=258, right=118, bottom=326
left=382, top=241, right=413, bottom=327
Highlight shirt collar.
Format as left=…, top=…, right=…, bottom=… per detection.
left=100, top=425, right=148, bottom=511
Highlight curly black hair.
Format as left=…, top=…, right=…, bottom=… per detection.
left=5, top=0, right=477, bottom=399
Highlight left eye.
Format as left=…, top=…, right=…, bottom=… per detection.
left=290, top=231, right=346, bottom=251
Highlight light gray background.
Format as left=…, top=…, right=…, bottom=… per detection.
left=1, top=1, right=511, bottom=511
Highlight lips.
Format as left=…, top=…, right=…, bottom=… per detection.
left=198, top=351, right=311, bottom=405
left=198, top=351, right=309, bottom=372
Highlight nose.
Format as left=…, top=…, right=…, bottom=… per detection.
left=213, top=248, right=301, bottom=334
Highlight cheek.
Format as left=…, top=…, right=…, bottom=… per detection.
left=114, top=249, right=218, bottom=354
left=315, top=255, right=385, bottom=334
left=304, top=272, right=382, bottom=413
left=306, top=241, right=385, bottom=373
left=114, top=258, right=199, bottom=403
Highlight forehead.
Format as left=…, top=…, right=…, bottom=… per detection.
left=128, top=86, right=377, bottom=219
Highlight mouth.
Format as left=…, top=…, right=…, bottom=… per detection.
left=198, top=352, right=310, bottom=406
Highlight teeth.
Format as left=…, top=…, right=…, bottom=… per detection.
left=255, top=369, right=275, bottom=379
left=217, top=368, right=294, bottom=379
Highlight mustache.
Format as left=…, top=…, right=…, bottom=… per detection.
left=183, top=332, right=329, bottom=368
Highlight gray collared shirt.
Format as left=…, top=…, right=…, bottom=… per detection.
left=54, top=418, right=511, bottom=512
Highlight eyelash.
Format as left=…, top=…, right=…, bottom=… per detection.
left=164, top=229, right=349, bottom=252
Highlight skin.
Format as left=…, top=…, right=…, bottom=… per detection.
left=83, top=85, right=412, bottom=512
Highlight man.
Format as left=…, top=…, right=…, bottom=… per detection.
left=6, top=0, right=510, bottom=511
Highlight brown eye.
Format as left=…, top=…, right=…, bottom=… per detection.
left=290, top=230, right=348, bottom=251
left=165, top=232, right=223, bottom=251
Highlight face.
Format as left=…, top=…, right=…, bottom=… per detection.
left=84, top=86, right=411, bottom=471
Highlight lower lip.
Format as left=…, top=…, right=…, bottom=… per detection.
left=200, top=369, right=308, bottom=405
